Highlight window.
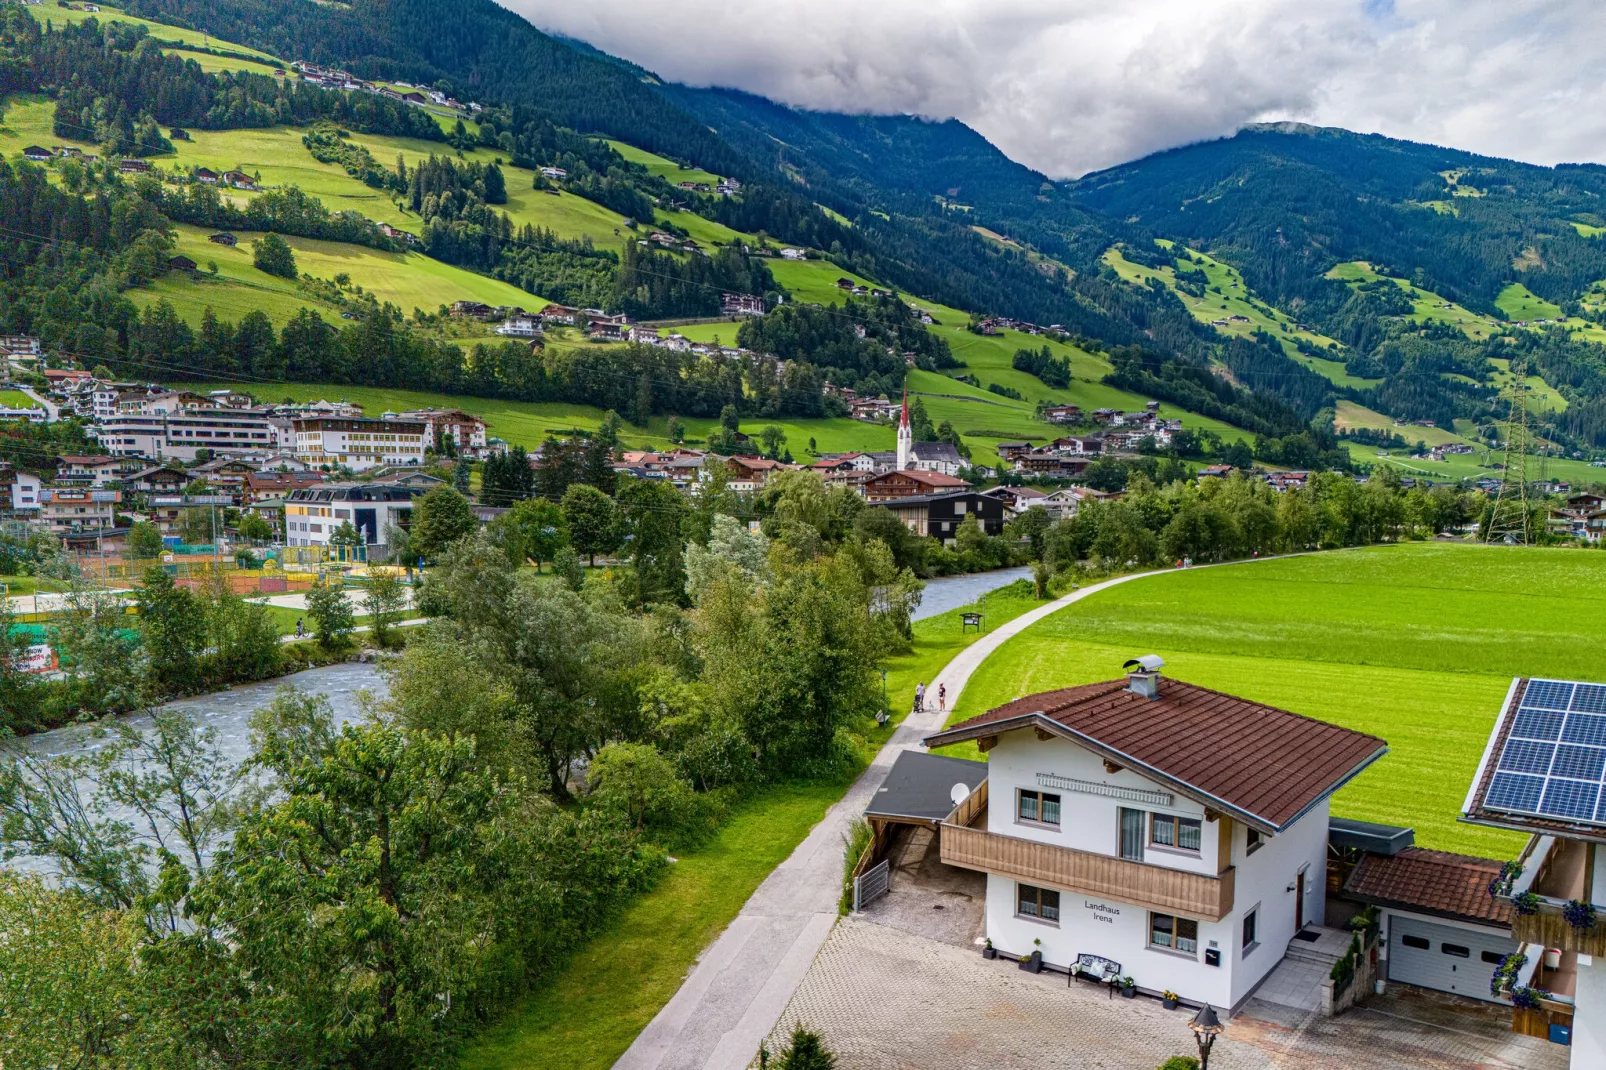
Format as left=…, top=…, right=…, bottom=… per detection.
left=1245, top=828, right=1263, bottom=855
left=1401, top=934, right=1430, bottom=951
left=1016, top=883, right=1060, bottom=923
left=1151, top=814, right=1202, bottom=852
left=1242, top=910, right=1258, bottom=951
left=1481, top=950, right=1506, bottom=965
left=1018, top=790, right=1061, bottom=826
left=1441, top=943, right=1470, bottom=958
left=1119, top=808, right=1145, bottom=861
left=1150, top=912, right=1199, bottom=955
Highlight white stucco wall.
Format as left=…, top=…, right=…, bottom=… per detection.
left=979, top=726, right=1333, bottom=1011
left=1574, top=954, right=1604, bottom=1068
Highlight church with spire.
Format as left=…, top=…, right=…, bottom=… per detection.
left=896, top=387, right=913, bottom=471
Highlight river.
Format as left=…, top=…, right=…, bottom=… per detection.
left=910, top=566, right=1032, bottom=621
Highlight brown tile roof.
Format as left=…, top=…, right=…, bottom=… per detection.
left=1345, top=847, right=1512, bottom=927
left=925, top=677, right=1387, bottom=831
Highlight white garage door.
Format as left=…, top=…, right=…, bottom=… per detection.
left=1387, top=916, right=1517, bottom=1003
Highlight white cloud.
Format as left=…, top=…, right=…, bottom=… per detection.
left=496, top=0, right=1606, bottom=178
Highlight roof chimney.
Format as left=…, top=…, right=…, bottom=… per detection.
left=1123, top=655, right=1164, bottom=700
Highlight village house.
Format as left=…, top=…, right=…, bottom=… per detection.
left=55, top=455, right=125, bottom=487
left=924, top=657, right=1388, bottom=1013
left=860, top=468, right=971, bottom=502
left=124, top=464, right=189, bottom=495
left=1037, top=484, right=1116, bottom=521
left=540, top=304, right=579, bottom=325
left=42, top=368, right=92, bottom=393
left=723, top=456, right=797, bottom=492
left=39, top=486, right=121, bottom=533
left=1461, top=676, right=1606, bottom=1062
left=721, top=292, right=766, bottom=317
left=293, top=416, right=427, bottom=472
left=220, top=170, right=258, bottom=190
left=169, top=255, right=198, bottom=273
left=539, top=166, right=567, bottom=181
left=1013, top=451, right=1092, bottom=480
left=449, top=300, right=494, bottom=319
left=981, top=484, right=1048, bottom=516
left=875, top=489, right=1005, bottom=541
left=779, top=247, right=806, bottom=260
left=1042, top=404, right=1082, bottom=424
left=22, top=146, right=52, bottom=162
left=395, top=408, right=489, bottom=458
left=244, top=470, right=324, bottom=503
left=494, top=313, right=543, bottom=338
left=118, top=158, right=152, bottom=174
left=586, top=321, right=630, bottom=342
left=193, top=167, right=218, bottom=184
left=0, top=467, right=43, bottom=514
left=1549, top=492, right=1606, bottom=542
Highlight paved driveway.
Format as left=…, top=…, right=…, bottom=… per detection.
left=759, top=917, right=1567, bottom=1070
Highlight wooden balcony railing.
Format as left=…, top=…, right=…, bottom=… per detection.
left=940, top=783, right=1235, bottom=921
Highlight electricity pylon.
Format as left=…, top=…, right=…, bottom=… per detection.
left=1485, top=378, right=1534, bottom=545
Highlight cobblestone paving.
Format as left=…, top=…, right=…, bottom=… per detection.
left=758, top=918, right=1567, bottom=1070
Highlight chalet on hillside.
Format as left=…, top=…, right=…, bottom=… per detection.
left=169, top=255, right=198, bottom=272
left=220, top=170, right=258, bottom=190
left=22, top=146, right=51, bottom=162
left=861, top=468, right=971, bottom=502
left=193, top=167, right=219, bottom=184
left=209, top=232, right=238, bottom=246
left=118, top=158, right=152, bottom=174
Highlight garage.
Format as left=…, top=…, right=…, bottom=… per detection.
left=1386, top=915, right=1518, bottom=1002
left=1343, top=845, right=1517, bottom=1004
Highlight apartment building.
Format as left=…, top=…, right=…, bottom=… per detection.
left=923, top=657, right=1388, bottom=1013
left=285, top=482, right=422, bottom=549
left=97, top=405, right=280, bottom=461
left=292, top=416, right=427, bottom=472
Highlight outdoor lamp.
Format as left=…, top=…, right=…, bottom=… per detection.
left=1188, top=1003, right=1223, bottom=1069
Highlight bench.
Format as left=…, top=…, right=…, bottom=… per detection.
left=1070, top=953, right=1122, bottom=995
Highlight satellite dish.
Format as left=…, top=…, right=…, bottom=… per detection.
left=950, top=782, right=972, bottom=806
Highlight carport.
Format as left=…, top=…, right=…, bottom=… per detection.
left=862, top=750, right=986, bottom=863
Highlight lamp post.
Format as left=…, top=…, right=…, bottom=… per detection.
left=1188, top=1003, right=1223, bottom=1069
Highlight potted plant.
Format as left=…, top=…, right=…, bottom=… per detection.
left=1120, top=975, right=1137, bottom=998
left=1511, top=891, right=1541, bottom=916
left=982, top=938, right=997, bottom=960
left=1564, top=899, right=1597, bottom=930
left=1018, top=938, right=1043, bottom=973
left=1162, top=989, right=1181, bottom=1010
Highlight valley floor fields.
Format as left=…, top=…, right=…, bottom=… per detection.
left=944, top=541, right=1606, bottom=858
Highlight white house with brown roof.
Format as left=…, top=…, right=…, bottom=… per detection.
left=924, top=657, right=1387, bottom=1013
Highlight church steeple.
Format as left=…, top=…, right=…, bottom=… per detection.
left=896, top=387, right=912, bottom=471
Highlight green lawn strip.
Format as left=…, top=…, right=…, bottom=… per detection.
left=452, top=581, right=1043, bottom=1069
left=454, top=780, right=845, bottom=1070
left=943, top=543, right=1606, bottom=857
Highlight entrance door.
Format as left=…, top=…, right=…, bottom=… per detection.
left=1296, top=870, right=1306, bottom=929
left=356, top=508, right=377, bottom=544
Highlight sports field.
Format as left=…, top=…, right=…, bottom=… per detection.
left=946, top=542, right=1606, bottom=858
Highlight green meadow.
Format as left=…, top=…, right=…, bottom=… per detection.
left=944, top=542, right=1606, bottom=858
left=133, top=223, right=540, bottom=325
left=602, top=139, right=722, bottom=186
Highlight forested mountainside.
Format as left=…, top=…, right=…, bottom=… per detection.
left=13, top=0, right=1606, bottom=458
left=1070, top=123, right=1606, bottom=314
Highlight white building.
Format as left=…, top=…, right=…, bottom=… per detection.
left=923, top=656, right=1387, bottom=1014
left=1462, top=676, right=1606, bottom=1060
left=96, top=406, right=279, bottom=461
left=292, top=416, right=427, bottom=472
left=394, top=409, right=489, bottom=458
left=494, top=314, right=543, bottom=338
left=284, top=482, right=422, bottom=550
left=7, top=470, right=41, bottom=513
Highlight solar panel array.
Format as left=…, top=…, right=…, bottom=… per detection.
left=1487, top=679, right=1606, bottom=825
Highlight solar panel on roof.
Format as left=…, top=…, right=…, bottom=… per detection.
left=1486, top=678, right=1606, bottom=826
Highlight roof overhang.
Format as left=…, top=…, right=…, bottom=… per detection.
left=926, top=712, right=1388, bottom=837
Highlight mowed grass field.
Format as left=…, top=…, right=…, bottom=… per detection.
left=944, top=542, right=1606, bottom=858
left=133, top=223, right=541, bottom=325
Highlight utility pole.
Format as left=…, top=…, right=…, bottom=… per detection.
left=1485, top=375, right=1533, bottom=545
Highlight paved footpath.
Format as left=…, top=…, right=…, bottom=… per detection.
left=614, top=568, right=1167, bottom=1070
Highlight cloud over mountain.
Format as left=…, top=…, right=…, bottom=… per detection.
left=497, top=0, right=1606, bottom=177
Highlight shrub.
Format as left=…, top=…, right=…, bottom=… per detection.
left=1158, top=1059, right=1200, bottom=1070
left=839, top=817, right=873, bottom=915
left=1512, top=891, right=1541, bottom=916
left=587, top=742, right=701, bottom=846
left=772, top=1026, right=836, bottom=1070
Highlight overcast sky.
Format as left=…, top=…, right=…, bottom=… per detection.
left=498, top=0, right=1606, bottom=179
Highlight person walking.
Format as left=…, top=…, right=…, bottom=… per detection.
left=938, top=682, right=947, bottom=713
left=914, top=681, right=926, bottom=713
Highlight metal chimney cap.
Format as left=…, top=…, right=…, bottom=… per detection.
left=1123, top=655, right=1165, bottom=673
